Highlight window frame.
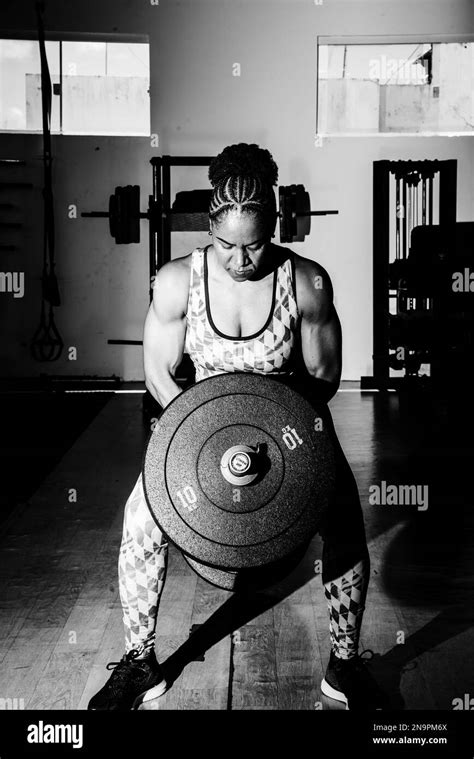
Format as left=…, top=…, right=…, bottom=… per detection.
left=0, top=31, right=150, bottom=136
left=316, top=33, right=474, bottom=138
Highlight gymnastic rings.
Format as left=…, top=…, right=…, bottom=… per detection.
left=30, top=299, right=64, bottom=362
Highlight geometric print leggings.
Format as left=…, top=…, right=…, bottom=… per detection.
left=118, top=430, right=370, bottom=661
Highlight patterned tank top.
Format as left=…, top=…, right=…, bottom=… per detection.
left=184, top=245, right=301, bottom=382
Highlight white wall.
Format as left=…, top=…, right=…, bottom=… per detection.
left=0, top=0, right=472, bottom=380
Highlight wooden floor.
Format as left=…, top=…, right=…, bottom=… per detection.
left=0, top=389, right=472, bottom=710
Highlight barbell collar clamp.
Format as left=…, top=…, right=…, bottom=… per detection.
left=220, top=443, right=261, bottom=486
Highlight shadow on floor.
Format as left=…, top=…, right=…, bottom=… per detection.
left=0, top=392, right=114, bottom=527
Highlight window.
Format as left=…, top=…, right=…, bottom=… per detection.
left=0, top=37, right=150, bottom=136
left=316, top=35, right=474, bottom=136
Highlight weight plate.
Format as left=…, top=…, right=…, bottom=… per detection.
left=109, top=192, right=118, bottom=240
left=184, top=544, right=309, bottom=592
left=143, top=373, right=335, bottom=569
left=184, top=556, right=239, bottom=591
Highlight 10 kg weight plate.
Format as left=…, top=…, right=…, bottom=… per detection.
left=183, top=543, right=310, bottom=592
left=143, top=373, right=335, bottom=570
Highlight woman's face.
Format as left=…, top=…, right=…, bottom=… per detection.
left=210, top=209, right=273, bottom=282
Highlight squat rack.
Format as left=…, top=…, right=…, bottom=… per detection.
left=149, top=155, right=213, bottom=288
left=105, top=155, right=213, bottom=350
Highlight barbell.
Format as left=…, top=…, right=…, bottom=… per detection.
left=83, top=183, right=338, bottom=245
left=142, top=373, right=336, bottom=590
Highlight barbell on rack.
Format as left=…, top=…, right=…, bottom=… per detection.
left=82, top=183, right=338, bottom=245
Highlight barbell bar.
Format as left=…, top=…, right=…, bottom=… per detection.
left=82, top=182, right=338, bottom=245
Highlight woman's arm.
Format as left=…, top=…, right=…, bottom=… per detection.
left=294, top=256, right=342, bottom=403
left=143, top=257, right=190, bottom=409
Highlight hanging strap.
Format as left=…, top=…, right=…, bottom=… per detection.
left=31, top=0, right=63, bottom=361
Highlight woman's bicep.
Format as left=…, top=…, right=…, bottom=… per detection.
left=300, top=305, right=341, bottom=383
left=297, top=259, right=342, bottom=383
left=143, top=264, right=188, bottom=380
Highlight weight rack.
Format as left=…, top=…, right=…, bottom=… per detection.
left=362, top=159, right=458, bottom=390
left=149, top=155, right=213, bottom=291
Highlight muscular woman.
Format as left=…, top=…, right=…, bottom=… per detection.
left=89, top=143, right=381, bottom=711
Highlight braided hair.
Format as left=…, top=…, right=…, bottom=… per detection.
left=208, top=143, right=278, bottom=233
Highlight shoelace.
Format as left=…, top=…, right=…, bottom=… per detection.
left=103, top=649, right=155, bottom=696
left=106, top=649, right=143, bottom=671
left=350, top=650, right=376, bottom=676
left=333, top=649, right=375, bottom=669
left=106, top=650, right=153, bottom=691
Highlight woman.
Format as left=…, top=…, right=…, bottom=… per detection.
left=89, top=143, right=381, bottom=711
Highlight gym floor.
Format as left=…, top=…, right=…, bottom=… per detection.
left=1, top=386, right=472, bottom=710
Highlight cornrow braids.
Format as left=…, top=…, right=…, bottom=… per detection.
left=208, top=143, right=278, bottom=230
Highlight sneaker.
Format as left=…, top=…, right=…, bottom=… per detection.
left=88, top=649, right=168, bottom=710
left=321, top=650, right=388, bottom=710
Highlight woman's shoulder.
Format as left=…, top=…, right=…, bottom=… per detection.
left=292, top=252, right=332, bottom=286
left=151, top=252, right=194, bottom=305
left=270, top=244, right=327, bottom=277
left=157, top=246, right=205, bottom=278
left=291, top=251, right=334, bottom=312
